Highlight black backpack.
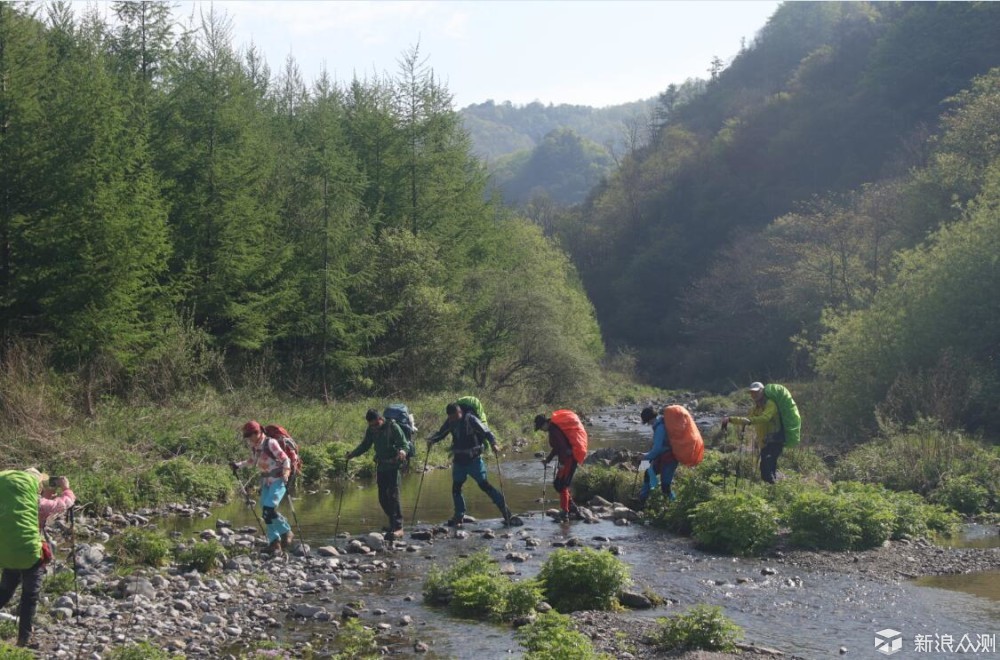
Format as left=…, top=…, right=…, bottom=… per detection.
left=383, top=404, right=416, bottom=460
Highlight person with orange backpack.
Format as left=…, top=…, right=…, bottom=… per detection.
left=636, top=406, right=679, bottom=508
left=535, top=411, right=588, bottom=523
left=230, top=420, right=294, bottom=555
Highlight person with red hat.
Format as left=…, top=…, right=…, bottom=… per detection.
left=230, top=421, right=293, bottom=555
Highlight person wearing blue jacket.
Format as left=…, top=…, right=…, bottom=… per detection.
left=637, top=406, right=678, bottom=508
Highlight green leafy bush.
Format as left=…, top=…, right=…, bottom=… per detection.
left=449, top=573, right=509, bottom=621
left=107, top=527, right=171, bottom=567
left=334, top=618, right=378, bottom=659
left=646, top=468, right=719, bottom=535
left=423, top=550, right=497, bottom=605
left=931, top=474, right=991, bottom=514
left=537, top=548, right=630, bottom=612
left=890, top=490, right=961, bottom=539
left=691, top=491, right=778, bottom=556
left=788, top=484, right=896, bottom=551
left=72, top=471, right=139, bottom=511
left=143, top=457, right=232, bottom=503
left=651, top=605, right=742, bottom=652
left=780, top=446, right=829, bottom=478
left=505, top=579, right=545, bottom=620
left=516, top=611, right=610, bottom=660
left=573, top=465, right=635, bottom=504
left=0, top=620, right=16, bottom=641
left=175, top=540, right=225, bottom=573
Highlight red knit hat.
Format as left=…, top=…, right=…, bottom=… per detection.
left=242, top=420, right=262, bottom=437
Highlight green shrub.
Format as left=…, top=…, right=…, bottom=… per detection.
left=646, top=468, right=719, bottom=534
left=104, top=641, right=173, bottom=659
left=651, top=604, right=742, bottom=652
left=537, top=548, right=630, bottom=612
left=72, top=471, right=139, bottom=511
left=107, top=527, right=171, bottom=567
left=449, top=573, right=509, bottom=621
left=142, top=457, right=232, bottom=503
left=0, top=621, right=16, bottom=641
left=780, top=446, right=830, bottom=478
left=422, top=549, right=498, bottom=605
left=334, top=617, right=378, bottom=659
left=931, top=474, right=991, bottom=514
left=691, top=491, right=778, bottom=556
left=505, top=579, right=545, bottom=620
left=516, top=611, right=610, bottom=660
left=43, top=569, right=76, bottom=597
left=890, top=491, right=961, bottom=539
left=787, top=484, right=897, bottom=551
left=0, top=642, right=35, bottom=659
left=175, top=540, right=225, bottom=573
left=573, top=465, right=635, bottom=504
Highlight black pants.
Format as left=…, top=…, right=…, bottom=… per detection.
left=0, top=561, right=44, bottom=645
left=760, top=433, right=785, bottom=484
left=376, top=469, right=403, bottom=531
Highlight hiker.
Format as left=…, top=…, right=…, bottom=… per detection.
left=535, top=412, right=586, bottom=522
left=725, top=381, right=785, bottom=483
left=230, top=421, right=294, bottom=554
left=637, top=406, right=679, bottom=507
left=0, top=469, right=54, bottom=648
left=345, top=409, right=408, bottom=538
left=427, top=402, right=517, bottom=527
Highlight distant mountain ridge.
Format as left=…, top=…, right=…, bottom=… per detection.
left=459, top=98, right=656, bottom=163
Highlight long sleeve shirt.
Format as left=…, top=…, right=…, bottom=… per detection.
left=427, top=414, right=496, bottom=465
left=236, top=437, right=291, bottom=485
left=735, top=398, right=782, bottom=447
left=544, top=424, right=574, bottom=465
left=644, top=416, right=673, bottom=462
left=39, top=489, right=76, bottom=530
left=349, top=421, right=408, bottom=472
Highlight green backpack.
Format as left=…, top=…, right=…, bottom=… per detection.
left=0, top=470, right=42, bottom=570
left=764, top=384, right=801, bottom=447
left=456, top=395, right=488, bottom=426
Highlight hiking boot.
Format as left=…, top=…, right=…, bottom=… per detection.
left=501, top=508, right=524, bottom=527
left=446, top=516, right=464, bottom=528
left=262, top=539, right=283, bottom=556
left=390, top=528, right=404, bottom=539
left=557, top=511, right=570, bottom=523
left=280, top=530, right=294, bottom=551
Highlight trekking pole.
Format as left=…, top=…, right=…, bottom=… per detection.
left=410, top=446, right=431, bottom=527
left=334, top=457, right=348, bottom=538
left=492, top=446, right=510, bottom=519
left=69, top=505, right=79, bottom=613
left=284, top=488, right=306, bottom=555
left=234, top=467, right=267, bottom=537
left=542, top=462, right=548, bottom=503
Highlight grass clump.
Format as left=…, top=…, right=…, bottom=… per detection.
left=0, top=620, right=16, bottom=641
left=787, top=483, right=896, bottom=550
left=515, top=611, right=611, bottom=660
left=537, top=548, right=630, bottom=612
left=573, top=465, right=635, bottom=504
left=0, top=642, right=35, bottom=659
left=651, top=604, right=742, bottom=652
left=42, top=569, right=76, bottom=597
left=175, top=540, right=226, bottom=573
left=107, top=527, right=171, bottom=567
left=422, top=550, right=542, bottom=621
left=334, top=618, right=378, bottom=659
left=104, top=641, right=173, bottom=659
left=691, top=491, right=778, bottom=556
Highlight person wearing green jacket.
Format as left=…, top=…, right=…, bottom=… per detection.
left=346, top=409, right=409, bottom=538
left=0, top=469, right=47, bottom=648
left=725, top=381, right=785, bottom=483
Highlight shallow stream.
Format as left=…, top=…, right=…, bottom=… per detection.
left=171, top=412, right=1000, bottom=658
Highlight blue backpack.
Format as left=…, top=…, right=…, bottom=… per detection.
left=383, top=404, right=417, bottom=460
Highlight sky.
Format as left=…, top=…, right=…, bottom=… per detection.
left=106, top=1, right=783, bottom=109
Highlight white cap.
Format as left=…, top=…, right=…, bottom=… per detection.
left=749, top=382, right=764, bottom=393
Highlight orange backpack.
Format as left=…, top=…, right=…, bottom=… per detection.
left=550, top=410, right=588, bottom=464
left=663, top=405, right=704, bottom=467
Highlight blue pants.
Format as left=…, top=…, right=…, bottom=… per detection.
left=452, top=457, right=506, bottom=518
left=260, top=479, right=291, bottom=543
left=639, top=459, right=678, bottom=502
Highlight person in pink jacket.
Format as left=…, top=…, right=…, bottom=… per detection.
left=38, top=475, right=76, bottom=532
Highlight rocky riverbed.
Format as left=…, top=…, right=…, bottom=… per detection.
left=11, top=492, right=1000, bottom=659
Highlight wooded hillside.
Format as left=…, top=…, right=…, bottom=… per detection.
left=558, top=1, right=1000, bottom=436
left=0, top=2, right=603, bottom=406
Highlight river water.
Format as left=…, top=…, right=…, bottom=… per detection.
left=171, top=412, right=1000, bottom=659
